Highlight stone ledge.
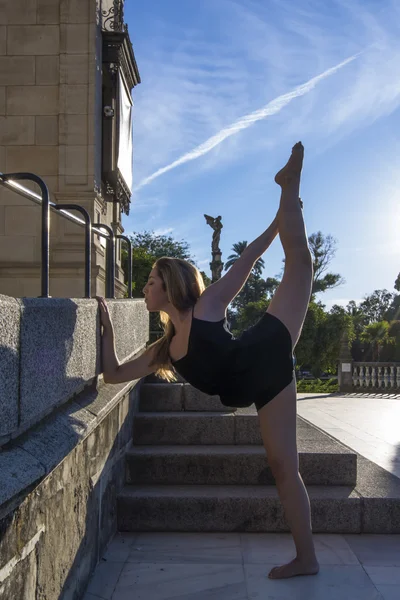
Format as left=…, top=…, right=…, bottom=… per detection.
left=0, top=377, right=140, bottom=513
left=0, top=295, right=148, bottom=441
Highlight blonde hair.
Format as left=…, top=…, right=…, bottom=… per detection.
left=147, top=257, right=206, bottom=382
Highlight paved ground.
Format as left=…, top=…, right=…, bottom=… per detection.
left=83, top=393, right=400, bottom=600
left=297, top=392, right=400, bottom=479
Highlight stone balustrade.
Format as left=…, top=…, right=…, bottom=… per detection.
left=339, top=358, right=400, bottom=393
left=352, top=362, right=400, bottom=391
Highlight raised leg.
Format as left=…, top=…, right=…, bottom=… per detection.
left=268, top=141, right=313, bottom=348
left=257, top=143, right=318, bottom=579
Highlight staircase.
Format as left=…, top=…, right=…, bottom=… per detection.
left=117, top=381, right=400, bottom=533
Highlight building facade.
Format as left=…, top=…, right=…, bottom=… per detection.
left=0, top=0, right=140, bottom=297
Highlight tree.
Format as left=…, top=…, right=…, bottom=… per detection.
left=265, top=277, right=280, bottom=299
left=224, top=241, right=266, bottom=308
left=293, top=301, right=353, bottom=376
left=121, top=230, right=211, bottom=337
left=385, top=295, right=400, bottom=322
left=358, top=289, right=394, bottom=324
left=230, top=298, right=270, bottom=335
left=277, top=231, right=345, bottom=298
left=308, top=232, right=345, bottom=295
left=360, top=321, right=395, bottom=361
left=121, top=230, right=211, bottom=297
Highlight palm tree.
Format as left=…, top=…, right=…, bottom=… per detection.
left=360, top=321, right=395, bottom=361
left=224, top=241, right=265, bottom=304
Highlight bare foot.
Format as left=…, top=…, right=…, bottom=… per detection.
left=268, top=557, right=320, bottom=579
left=275, top=141, right=304, bottom=187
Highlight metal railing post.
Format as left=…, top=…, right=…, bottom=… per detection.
left=0, top=172, right=50, bottom=297
left=94, top=223, right=115, bottom=298
left=55, top=204, right=92, bottom=298
left=116, top=234, right=132, bottom=298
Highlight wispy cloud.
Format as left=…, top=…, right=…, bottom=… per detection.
left=135, top=52, right=361, bottom=191
left=129, top=0, right=400, bottom=201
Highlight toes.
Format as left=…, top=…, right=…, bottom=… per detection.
left=268, top=566, right=280, bottom=579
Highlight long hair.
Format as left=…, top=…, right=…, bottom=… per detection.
left=146, top=257, right=206, bottom=381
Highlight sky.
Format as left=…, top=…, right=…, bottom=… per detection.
left=124, top=0, right=400, bottom=312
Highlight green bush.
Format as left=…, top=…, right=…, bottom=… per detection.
left=296, top=378, right=339, bottom=393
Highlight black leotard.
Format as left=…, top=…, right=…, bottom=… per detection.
left=170, top=305, right=294, bottom=411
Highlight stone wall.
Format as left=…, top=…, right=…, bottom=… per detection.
left=0, top=291, right=149, bottom=599
left=0, top=377, right=142, bottom=600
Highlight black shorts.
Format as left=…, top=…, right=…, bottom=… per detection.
left=217, top=312, right=295, bottom=411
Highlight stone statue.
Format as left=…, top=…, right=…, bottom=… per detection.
left=204, top=214, right=224, bottom=282
left=204, top=214, right=223, bottom=254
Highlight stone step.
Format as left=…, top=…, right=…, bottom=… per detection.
left=117, top=484, right=362, bottom=533
left=126, top=443, right=357, bottom=486
left=139, top=383, right=236, bottom=412
left=133, top=410, right=341, bottom=446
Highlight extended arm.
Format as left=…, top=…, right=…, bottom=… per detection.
left=97, top=297, right=157, bottom=384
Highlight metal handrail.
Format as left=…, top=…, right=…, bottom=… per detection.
left=0, top=172, right=133, bottom=299
left=54, top=204, right=92, bottom=298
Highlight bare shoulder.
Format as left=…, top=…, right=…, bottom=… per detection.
left=194, top=290, right=227, bottom=321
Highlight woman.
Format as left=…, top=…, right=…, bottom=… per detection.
left=97, top=142, right=318, bottom=580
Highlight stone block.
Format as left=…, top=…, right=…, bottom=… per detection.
left=0, top=0, right=37, bottom=24
left=0, top=116, right=35, bottom=145
left=6, top=146, right=59, bottom=176
left=37, top=0, right=60, bottom=24
left=60, top=54, right=89, bottom=85
left=5, top=205, right=41, bottom=236
left=18, top=298, right=98, bottom=429
left=60, top=24, right=89, bottom=54
left=234, top=412, right=263, bottom=444
left=139, top=383, right=184, bottom=412
left=117, top=485, right=361, bottom=533
left=0, top=295, right=20, bottom=437
left=7, top=25, right=60, bottom=55
left=62, top=174, right=89, bottom=186
left=0, top=236, right=38, bottom=262
left=59, top=145, right=88, bottom=177
left=183, top=385, right=229, bottom=411
left=59, top=114, right=88, bottom=145
left=0, top=26, right=6, bottom=55
left=35, top=116, right=59, bottom=145
left=0, top=205, right=4, bottom=235
left=60, top=84, right=88, bottom=114
left=0, top=87, right=5, bottom=115
left=87, top=144, right=96, bottom=175
left=0, top=447, right=45, bottom=503
left=0, top=57, right=35, bottom=85
left=14, top=298, right=147, bottom=433
left=0, top=185, right=32, bottom=207
left=7, top=86, right=59, bottom=115
left=133, top=413, right=236, bottom=445
left=0, top=176, right=58, bottom=206
left=35, top=55, right=59, bottom=85
left=88, top=52, right=97, bottom=85
left=107, top=299, right=149, bottom=364
left=66, top=146, right=88, bottom=177
left=60, top=0, right=91, bottom=24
